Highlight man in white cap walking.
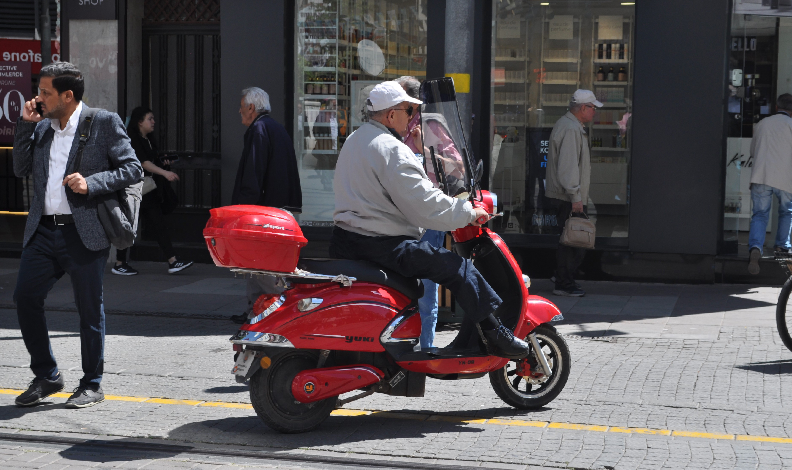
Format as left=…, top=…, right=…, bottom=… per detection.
left=330, top=81, right=531, bottom=359
left=546, top=89, right=602, bottom=297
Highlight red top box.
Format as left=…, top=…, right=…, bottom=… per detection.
left=203, top=205, right=307, bottom=273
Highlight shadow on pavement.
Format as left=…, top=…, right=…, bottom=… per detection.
left=736, top=359, right=792, bottom=375
left=204, top=385, right=249, bottom=394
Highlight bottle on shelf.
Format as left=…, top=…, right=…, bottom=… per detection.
left=618, top=43, right=625, bottom=60
left=617, top=67, right=627, bottom=82
left=597, top=43, right=604, bottom=60
left=596, top=66, right=605, bottom=81
left=606, top=43, right=612, bottom=60
left=607, top=67, right=615, bottom=81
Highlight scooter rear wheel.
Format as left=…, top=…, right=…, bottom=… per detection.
left=249, top=350, right=336, bottom=433
left=489, top=324, right=570, bottom=409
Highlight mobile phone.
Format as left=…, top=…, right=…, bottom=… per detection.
left=35, top=102, right=43, bottom=116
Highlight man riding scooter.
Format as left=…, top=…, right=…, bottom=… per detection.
left=330, top=81, right=530, bottom=359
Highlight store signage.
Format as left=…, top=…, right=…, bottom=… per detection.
left=549, top=16, right=574, bottom=40
left=498, top=17, right=521, bottom=39
left=526, top=127, right=559, bottom=233
left=0, top=39, right=61, bottom=75
left=598, top=16, right=623, bottom=41
left=65, top=0, right=116, bottom=20
left=0, top=61, right=32, bottom=143
left=731, top=37, right=757, bottom=51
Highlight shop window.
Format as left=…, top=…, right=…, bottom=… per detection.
left=489, top=1, right=633, bottom=239
left=723, top=12, right=789, bottom=255
left=294, top=0, right=428, bottom=226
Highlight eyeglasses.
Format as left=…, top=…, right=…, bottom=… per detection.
left=583, top=104, right=597, bottom=111
left=394, top=106, right=414, bottom=117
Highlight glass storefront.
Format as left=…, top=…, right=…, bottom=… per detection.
left=489, top=0, right=634, bottom=238
left=293, top=0, right=428, bottom=226
left=724, top=11, right=792, bottom=255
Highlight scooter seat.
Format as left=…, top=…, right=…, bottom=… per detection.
left=296, top=258, right=424, bottom=300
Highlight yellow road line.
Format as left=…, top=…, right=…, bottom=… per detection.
left=1, top=388, right=791, bottom=444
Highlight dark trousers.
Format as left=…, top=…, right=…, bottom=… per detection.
left=330, top=227, right=501, bottom=324
left=117, top=202, right=175, bottom=262
left=14, top=222, right=109, bottom=388
left=553, top=199, right=587, bottom=289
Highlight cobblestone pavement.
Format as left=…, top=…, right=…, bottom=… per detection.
left=1, top=260, right=792, bottom=469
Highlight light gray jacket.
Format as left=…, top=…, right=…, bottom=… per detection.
left=13, top=106, right=143, bottom=251
left=750, top=112, right=792, bottom=194
left=545, top=112, right=591, bottom=204
left=333, top=120, right=477, bottom=239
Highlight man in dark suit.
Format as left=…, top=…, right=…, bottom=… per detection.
left=229, top=87, right=302, bottom=324
left=12, top=62, right=143, bottom=408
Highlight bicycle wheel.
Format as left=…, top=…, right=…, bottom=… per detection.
left=776, top=277, right=792, bottom=352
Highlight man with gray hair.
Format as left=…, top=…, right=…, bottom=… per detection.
left=230, top=87, right=302, bottom=324
left=747, top=93, right=792, bottom=274
left=545, top=89, right=602, bottom=297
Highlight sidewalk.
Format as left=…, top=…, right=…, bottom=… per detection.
left=0, top=258, right=781, bottom=337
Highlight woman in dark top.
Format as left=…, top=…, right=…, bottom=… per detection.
left=112, top=107, right=193, bottom=275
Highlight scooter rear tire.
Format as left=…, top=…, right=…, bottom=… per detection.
left=249, top=350, right=336, bottom=433
left=489, top=324, right=570, bottom=409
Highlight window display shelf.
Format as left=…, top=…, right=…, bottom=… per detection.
left=591, top=147, right=628, bottom=152
left=541, top=101, right=570, bottom=107
left=592, top=124, right=620, bottom=129
left=543, top=80, right=579, bottom=85
left=543, top=58, right=579, bottom=63
left=494, top=121, right=526, bottom=126
left=593, top=81, right=629, bottom=86
left=495, top=57, right=528, bottom=62
left=494, top=101, right=527, bottom=105
left=593, top=60, right=629, bottom=64
left=302, top=150, right=337, bottom=155
left=304, top=67, right=337, bottom=72
left=600, top=103, right=627, bottom=108
left=724, top=213, right=750, bottom=218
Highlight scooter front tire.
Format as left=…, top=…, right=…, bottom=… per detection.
left=489, top=324, right=570, bottom=409
left=249, top=350, right=336, bottom=433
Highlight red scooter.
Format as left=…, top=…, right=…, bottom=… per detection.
left=203, top=78, right=570, bottom=433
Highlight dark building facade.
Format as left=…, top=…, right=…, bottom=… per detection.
left=0, top=0, right=787, bottom=284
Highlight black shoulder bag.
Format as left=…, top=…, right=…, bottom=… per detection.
left=73, top=109, right=143, bottom=250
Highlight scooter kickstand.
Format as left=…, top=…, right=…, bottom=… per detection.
left=528, top=333, right=552, bottom=377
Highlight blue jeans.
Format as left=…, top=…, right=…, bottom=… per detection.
left=329, top=227, right=502, bottom=329
left=749, top=183, right=792, bottom=253
left=14, top=222, right=109, bottom=388
left=417, top=230, right=445, bottom=348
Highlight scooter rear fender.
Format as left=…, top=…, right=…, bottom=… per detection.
left=238, top=282, right=411, bottom=352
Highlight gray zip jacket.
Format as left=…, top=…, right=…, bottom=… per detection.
left=750, top=112, right=792, bottom=194
left=333, top=120, right=477, bottom=239
left=545, top=112, right=591, bottom=204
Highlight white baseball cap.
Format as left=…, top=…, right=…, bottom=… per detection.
left=571, top=89, right=603, bottom=107
left=366, top=81, right=423, bottom=112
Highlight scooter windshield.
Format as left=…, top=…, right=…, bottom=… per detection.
left=419, top=78, right=474, bottom=198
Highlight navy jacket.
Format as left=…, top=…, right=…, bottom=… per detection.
left=232, top=114, right=302, bottom=212
left=13, top=106, right=143, bottom=251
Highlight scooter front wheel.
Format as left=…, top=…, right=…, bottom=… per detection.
left=249, top=350, right=336, bottom=433
left=489, top=324, right=570, bottom=409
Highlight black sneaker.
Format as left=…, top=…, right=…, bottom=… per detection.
left=65, top=386, right=104, bottom=409
left=168, top=259, right=193, bottom=274
left=111, top=263, right=138, bottom=276
left=550, top=276, right=581, bottom=290
left=748, top=247, right=761, bottom=275
left=480, top=324, right=530, bottom=359
left=15, top=373, right=65, bottom=407
left=230, top=312, right=248, bottom=324
left=553, top=287, right=585, bottom=297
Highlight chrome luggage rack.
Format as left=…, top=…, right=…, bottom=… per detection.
left=230, top=267, right=356, bottom=287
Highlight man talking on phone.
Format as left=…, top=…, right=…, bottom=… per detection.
left=12, top=62, right=142, bottom=408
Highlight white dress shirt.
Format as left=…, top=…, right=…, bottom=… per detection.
left=44, top=102, right=83, bottom=215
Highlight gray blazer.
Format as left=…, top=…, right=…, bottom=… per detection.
left=13, top=105, right=143, bottom=251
